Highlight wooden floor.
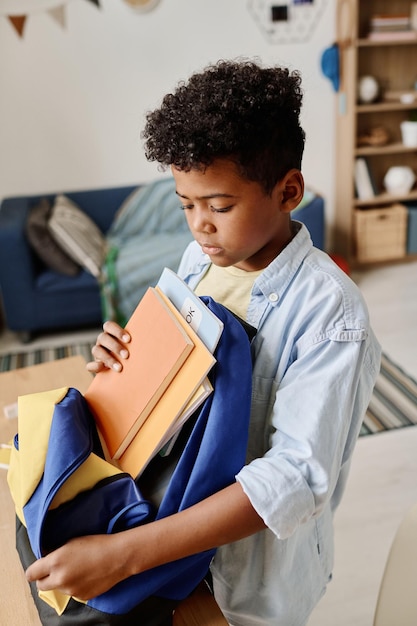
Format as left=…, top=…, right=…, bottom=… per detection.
left=1, top=260, right=416, bottom=625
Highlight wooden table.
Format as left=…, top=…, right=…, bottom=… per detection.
left=0, top=356, right=226, bottom=625
left=0, top=356, right=93, bottom=625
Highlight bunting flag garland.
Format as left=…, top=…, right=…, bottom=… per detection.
left=0, top=0, right=101, bottom=38
left=48, top=5, right=68, bottom=29
left=8, top=15, right=27, bottom=36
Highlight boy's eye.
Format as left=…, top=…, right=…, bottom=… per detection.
left=179, top=204, right=232, bottom=213
left=210, top=205, right=233, bottom=213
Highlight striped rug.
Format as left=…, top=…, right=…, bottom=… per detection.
left=0, top=345, right=416, bottom=436
left=361, top=353, right=417, bottom=435
left=0, top=342, right=95, bottom=373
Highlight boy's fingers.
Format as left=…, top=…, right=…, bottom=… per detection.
left=26, top=559, right=48, bottom=583
left=86, top=323, right=131, bottom=373
left=90, top=344, right=124, bottom=372
left=102, top=320, right=131, bottom=343
left=85, top=360, right=106, bottom=374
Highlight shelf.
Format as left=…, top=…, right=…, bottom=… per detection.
left=354, top=189, right=417, bottom=208
left=334, top=0, right=417, bottom=263
left=356, top=142, right=417, bottom=156
left=357, top=37, right=417, bottom=47
left=356, top=101, right=417, bottom=113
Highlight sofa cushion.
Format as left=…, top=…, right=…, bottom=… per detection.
left=36, top=268, right=98, bottom=293
left=48, top=195, right=106, bottom=278
left=107, top=178, right=190, bottom=239
left=25, top=198, right=81, bottom=277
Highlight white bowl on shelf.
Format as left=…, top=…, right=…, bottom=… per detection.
left=383, top=166, right=416, bottom=195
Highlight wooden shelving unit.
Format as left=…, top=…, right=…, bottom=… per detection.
left=334, top=0, right=417, bottom=265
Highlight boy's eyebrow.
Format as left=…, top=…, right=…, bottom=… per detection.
left=175, top=191, right=236, bottom=200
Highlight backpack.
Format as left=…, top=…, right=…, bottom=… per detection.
left=8, top=300, right=253, bottom=625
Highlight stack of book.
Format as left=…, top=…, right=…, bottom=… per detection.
left=85, top=268, right=223, bottom=478
left=354, top=158, right=378, bottom=201
left=368, top=14, right=417, bottom=41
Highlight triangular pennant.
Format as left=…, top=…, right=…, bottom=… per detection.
left=84, top=0, right=100, bottom=8
left=8, top=16, right=27, bottom=37
left=48, top=5, right=67, bottom=29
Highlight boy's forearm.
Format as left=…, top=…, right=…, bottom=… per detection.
left=26, top=482, right=265, bottom=600
left=122, top=481, right=266, bottom=577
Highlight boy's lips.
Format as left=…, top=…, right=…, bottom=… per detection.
left=200, top=243, right=223, bottom=255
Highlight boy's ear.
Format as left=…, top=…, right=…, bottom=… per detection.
left=277, top=169, right=304, bottom=213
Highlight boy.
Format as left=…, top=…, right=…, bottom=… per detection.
left=27, top=59, right=381, bottom=625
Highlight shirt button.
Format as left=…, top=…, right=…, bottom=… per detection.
left=268, top=293, right=279, bottom=303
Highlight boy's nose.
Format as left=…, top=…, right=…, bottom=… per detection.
left=188, top=208, right=216, bottom=234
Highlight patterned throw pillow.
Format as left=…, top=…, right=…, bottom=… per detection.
left=25, top=198, right=81, bottom=276
left=48, top=195, right=106, bottom=278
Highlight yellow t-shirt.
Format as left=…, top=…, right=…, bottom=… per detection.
left=194, top=264, right=263, bottom=320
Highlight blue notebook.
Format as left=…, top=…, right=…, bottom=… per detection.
left=157, top=267, right=224, bottom=353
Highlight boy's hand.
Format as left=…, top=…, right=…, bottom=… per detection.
left=25, top=534, right=130, bottom=601
left=86, top=321, right=131, bottom=374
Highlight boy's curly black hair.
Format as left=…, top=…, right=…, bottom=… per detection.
left=142, top=59, right=305, bottom=195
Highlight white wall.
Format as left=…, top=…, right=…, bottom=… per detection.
left=0, top=0, right=336, bottom=233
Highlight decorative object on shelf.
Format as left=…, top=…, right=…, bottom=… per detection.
left=383, top=166, right=416, bottom=196
left=401, top=92, right=417, bottom=104
left=0, top=0, right=100, bottom=37
left=384, top=90, right=417, bottom=104
left=401, top=120, right=417, bottom=147
left=357, top=75, right=380, bottom=104
left=357, top=125, right=390, bottom=148
left=247, top=0, right=329, bottom=44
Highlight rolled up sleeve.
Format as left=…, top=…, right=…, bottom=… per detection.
left=237, top=330, right=380, bottom=539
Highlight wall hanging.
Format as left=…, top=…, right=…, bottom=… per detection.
left=247, top=0, right=329, bottom=44
left=121, top=0, right=161, bottom=11
left=0, top=0, right=100, bottom=37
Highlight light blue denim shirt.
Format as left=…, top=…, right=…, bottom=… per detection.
left=177, top=223, right=381, bottom=626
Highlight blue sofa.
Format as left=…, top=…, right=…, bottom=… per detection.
left=293, top=194, right=325, bottom=251
left=0, top=184, right=324, bottom=342
left=0, top=186, right=137, bottom=341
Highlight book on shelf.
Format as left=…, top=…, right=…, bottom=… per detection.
left=84, top=286, right=195, bottom=459
left=116, top=286, right=217, bottom=478
left=368, top=13, right=416, bottom=41
left=354, top=158, right=377, bottom=201
left=370, top=14, right=411, bottom=29
left=368, top=30, right=417, bottom=41
left=368, top=13, right=416, bottom=40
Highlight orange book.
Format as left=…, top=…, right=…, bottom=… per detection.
left=117, top=287, right=216, bottom=478
left=85, top=287, right=194, bottom=459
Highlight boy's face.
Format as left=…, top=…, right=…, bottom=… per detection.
left=172, top=158, right=302, bottom=271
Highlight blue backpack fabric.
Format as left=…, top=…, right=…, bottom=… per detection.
left=10, top=299, right=253, bottom=621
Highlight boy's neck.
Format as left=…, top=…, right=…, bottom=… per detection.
left=232, top=223, right=297, bottom=272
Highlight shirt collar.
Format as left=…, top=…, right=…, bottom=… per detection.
left=253, top=222, right=313, bottom=302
